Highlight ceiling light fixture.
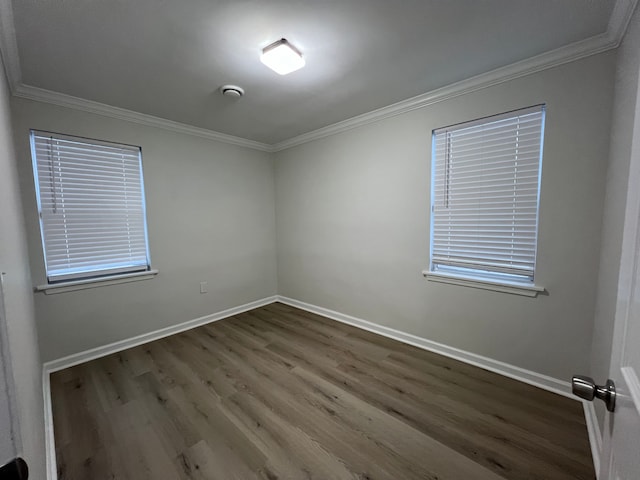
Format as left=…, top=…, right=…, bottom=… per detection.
left=260, top=38, right=305, bottom=75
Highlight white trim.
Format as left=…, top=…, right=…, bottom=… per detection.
left=0, top=1, right=637, bottom=153
left=583, top=401, right=603, bottom=478
left=42, top=368, right=56, bottom=480
left=608, top=0, right=639, bottom=47
left=42, top=295, right=279, bottom=479
left=621, top=366, right=640, bottom=417
left=12, top=84, right=273, bottom=152
left=0, top=0, right=21, bottom=92
left=36, top=269, right=159, bottom=295
left=423, top=270, right=545, bottom=297
left=270, top=0, right=639, bottom=151
left=275, top=295, right=606, bottom=469
left=270, top=32, right=620, bottom=152
left=41, top=294, right=600, bottom=479
left=275, top=295, right=573, bottom=398
left=43, top=295, right=277, bottom=373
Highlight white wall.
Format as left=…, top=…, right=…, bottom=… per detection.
left=275, top=52, right=616, bottom=382
left=591, top=4, right=640, bottom=429
left=0, top=58, right=46, bottom=477
left=11, top=98, right=278, bottom=362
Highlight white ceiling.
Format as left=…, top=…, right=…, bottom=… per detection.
left=9, top=0, right=618, bottom=145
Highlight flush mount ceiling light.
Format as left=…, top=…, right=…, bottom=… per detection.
left=260, top=38, right=305, bottom=75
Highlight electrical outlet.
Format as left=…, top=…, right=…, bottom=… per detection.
left=200, top=281, right=208, bottom=294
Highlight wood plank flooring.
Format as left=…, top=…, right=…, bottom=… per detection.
left=50, top=302, right=595, bottom=480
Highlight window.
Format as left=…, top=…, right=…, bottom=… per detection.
left=429, top=105, right=545, bottom=287
left=31, top=130, right=151, bottom=284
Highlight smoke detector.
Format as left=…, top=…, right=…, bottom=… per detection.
left=220, top=85, right=244, bottom=97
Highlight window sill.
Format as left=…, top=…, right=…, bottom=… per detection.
left=422, top=270, right=545, bottom=297
left=35, top=269, right=158, bottom=295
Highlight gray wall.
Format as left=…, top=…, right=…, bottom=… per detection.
left=591, top=4, right=640, bottom=428
left=0, top=58, right=46, bottom=477
left=12, top=98, right=278, bottom=362
left=3, top=43, right=624, bottom=465
left=275, top=52, right=616, bottom=382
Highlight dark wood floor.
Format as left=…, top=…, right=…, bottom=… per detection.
left=50, top=302, right=595, bottom=480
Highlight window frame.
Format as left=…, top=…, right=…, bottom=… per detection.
left=426, top=106, right=546, bottom=296
left=30, top=130, right=156, bottom=292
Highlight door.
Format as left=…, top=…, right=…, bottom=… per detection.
left=599, top=57, right=640, bottom=480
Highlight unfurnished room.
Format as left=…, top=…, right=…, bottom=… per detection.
left=0, top=1, right=640, bottom=479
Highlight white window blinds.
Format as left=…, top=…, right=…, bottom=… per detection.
left=430, top=105, right=545, bottom=282
left=31, top=131, right=151, bottom=283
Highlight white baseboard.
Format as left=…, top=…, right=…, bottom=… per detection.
left=42, top=295, right=278, bottom=480
left=276, top=295, right=574, bottom=399
left=43, top=295, right=278, bottom=374
left=43, top=294, right=599, bottom=480
left=583, top=402, right=603, bottom=477
left=276, top=296, right=609, bottom=474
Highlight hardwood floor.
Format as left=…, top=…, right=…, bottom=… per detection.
left=50, top=302, right=595, bottom=480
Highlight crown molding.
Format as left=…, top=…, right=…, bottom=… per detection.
left=1, top=0, right=637, bottom=153
left=12, top=84, right=273, bottom=152
left=608, top=0, right=639, bottom=46
left=270, top=5, right=638, bottom=152
left=0, top=0, right=21, bottom=91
